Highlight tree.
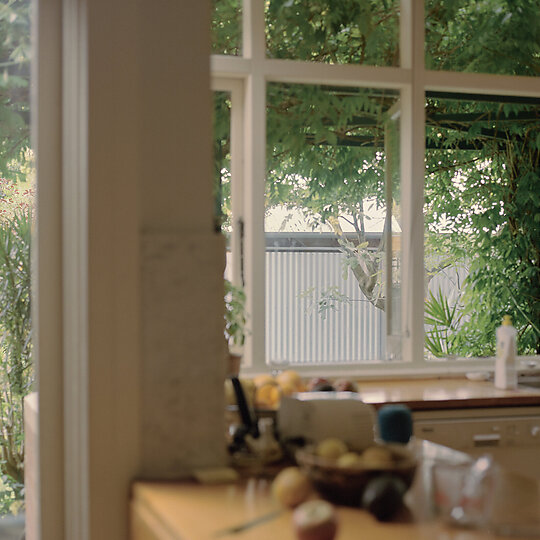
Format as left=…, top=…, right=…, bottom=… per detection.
left=213, top=0, right=540, bottom=355
left=0, top=0, right=31, bottom=177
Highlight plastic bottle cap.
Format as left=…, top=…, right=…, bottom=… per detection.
left=502, top=315, right=513, bottom=326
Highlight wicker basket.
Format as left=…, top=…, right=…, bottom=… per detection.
left=295, top=444, right=417, bottom=507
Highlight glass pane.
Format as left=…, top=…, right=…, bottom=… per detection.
left=213, top=91, right=232, bottom=233
left=211, top=0, right=242, bottom=56
left=424, top=93, right=540, bottom=360
left=425, top=0, right=540, bottom=76
left=0, top=0, right=33, bottom=516
left=266, top=83, right=401, bottom=366
left=266, top=0, right=400, bottom=66
left=214, top=90, right=247, bottom=354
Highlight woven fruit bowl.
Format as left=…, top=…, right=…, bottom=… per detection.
left=295, top=443, right=417, bottom=507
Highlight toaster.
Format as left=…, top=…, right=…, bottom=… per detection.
left=277, top=392, right=377, bottom=450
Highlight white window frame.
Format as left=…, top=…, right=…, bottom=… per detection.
left=212, top=0, right=540, bottom=377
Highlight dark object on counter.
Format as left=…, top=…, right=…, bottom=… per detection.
left=228, top=376, right=259, bottom=453
left=361, top=474, right=407, bottom=521
left=306, top=377, right=333, bottom=391
left=312, top=382, right=335, bottom=392
left=377, top=404, right=413, bottom=444
left=333, top=378, right=358, bottom=392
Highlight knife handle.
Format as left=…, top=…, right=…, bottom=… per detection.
left=230, top=376, right=259, bottom=438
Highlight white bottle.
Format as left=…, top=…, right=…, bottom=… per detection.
left=494, top=315, right=517, bottom=390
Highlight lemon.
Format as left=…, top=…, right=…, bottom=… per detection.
left=361, top=445, right=394, bottom=467
left=336, top=452, right=362, bottom=468
left=315, top=438, right=348, bottom=460
left=271, top=467, right=312, bottom=508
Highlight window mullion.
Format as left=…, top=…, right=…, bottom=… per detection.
left=243, top=72, right=266, bottom=371
left=228, top=81, right=245, bottom=289
left=400, top=0, right=426, bottom=366
left=242, top=0, right=267, bottom=371
left=243, top=0, right=265, bottom=61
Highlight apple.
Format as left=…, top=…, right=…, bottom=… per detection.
left=293, top=499, right=338, bottom=540
left=307, top=377, right=331, bottom=391
left=333, top=378, right=358, bottom=392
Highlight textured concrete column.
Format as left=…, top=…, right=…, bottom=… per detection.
left=141, top=232, right=226, bottom=477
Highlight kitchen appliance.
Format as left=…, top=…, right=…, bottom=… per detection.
left=277, top=392, right=377, bottom=449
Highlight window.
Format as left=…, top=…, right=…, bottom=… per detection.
left=0, top=0, right=33, bottom=516
left=212, top=0, right=540, bottom=374
left=424, top=92, right=540, bottom=361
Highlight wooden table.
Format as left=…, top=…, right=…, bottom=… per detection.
left=130, top=441, right=540, bottom=540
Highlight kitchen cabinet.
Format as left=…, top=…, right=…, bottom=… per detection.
left=354, top=378, right=540, bottom=479
left=413, top=406, right=540, bottom=479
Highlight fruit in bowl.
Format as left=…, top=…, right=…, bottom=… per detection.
left=336, top=452, right=363, bottom=468
left=333, top=378, right=358, bottom=392
left=295, top=439, right=416, bottom=509
left=307, top=377, right=334, bottom=392
left=315, top=438, right=348, bottom=460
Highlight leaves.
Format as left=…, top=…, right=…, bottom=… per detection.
left=0, top=210, right=32, bottom=500
left=224, top=279, right=248, bottom=348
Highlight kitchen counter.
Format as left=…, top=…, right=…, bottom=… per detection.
left=355, top=378, right=540, bottom=410
left=131, top=440, right=540, bottom=540
left=131, top=482, right=461, bottom=540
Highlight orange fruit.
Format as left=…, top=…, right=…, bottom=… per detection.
left=276, top=369, right=303, bottom=390
left=255, top=382, right=282, bottom=409
left=253, top=373, right=276, bottom=388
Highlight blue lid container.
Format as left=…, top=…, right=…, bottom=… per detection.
left=377, top=404, right=413, bottom=444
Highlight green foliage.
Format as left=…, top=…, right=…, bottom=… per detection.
left=224, top=279, right=247, bottom=348
left=0, top=475, right=23, bottom=516
left=0, top=210, right=32, bottom=515
left=424, top=288, right=463, bottom=358
left=213, top=0, right=540, bottom=356
left=299, top=285, right=352, bottom=319
left=211, top=0, right=242, bottom=56
left=265, top=0, right=399, bottom=66
left=0, top=0, right=32, bottom=514
left=0, top=0, right=31, bottom=176
left=425, top=94, right=540, bottom=355
left=425, top=0, right=540, bottom=76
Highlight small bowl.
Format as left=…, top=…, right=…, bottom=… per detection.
left=295, top=444, right=417, bottom=507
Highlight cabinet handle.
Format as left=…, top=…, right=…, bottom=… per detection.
left=473, top=434, right=501, bottom=447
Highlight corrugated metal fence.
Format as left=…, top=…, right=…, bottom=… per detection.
left=227, top=237, right=463, bottom=366
left=266, top=249, right=386, bottom=365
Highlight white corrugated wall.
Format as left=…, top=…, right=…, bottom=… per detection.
left=266, top=250, right=386, bottom=365
left=226, top=247, right=463, bottom=366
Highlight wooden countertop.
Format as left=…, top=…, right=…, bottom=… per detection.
left=354, top=378, right=540, bottom=410
left=131, top=440, right=540, bottom=540
left=131, top=482, right=463, bottom=540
